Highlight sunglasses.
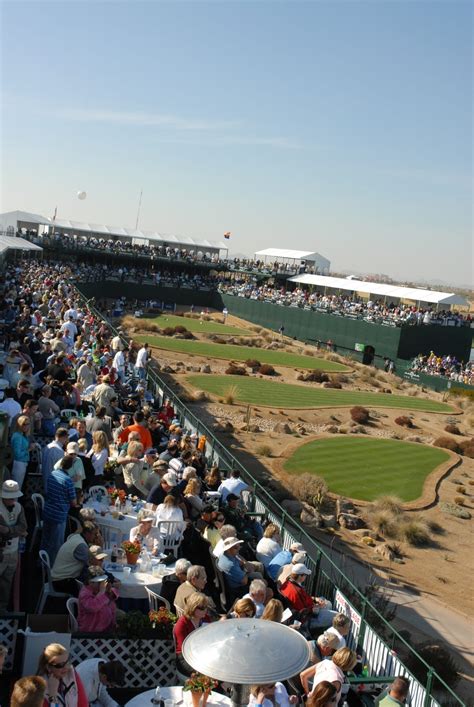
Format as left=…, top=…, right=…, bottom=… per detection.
left=49, top=658, right=70, bottom=669
left=196, top=605, right=208, bottom=611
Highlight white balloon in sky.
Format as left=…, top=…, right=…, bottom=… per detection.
left=77, top=191, right=87, bottom=200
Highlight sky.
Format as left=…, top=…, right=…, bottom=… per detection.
left=0, top=0, right=472, bottom=286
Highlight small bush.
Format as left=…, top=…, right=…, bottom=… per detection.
left=304, top=370, right=329, bottom=383
left=287, top=473, right=328, bottom=510
left=350, top=406, right=370, bottom=424
left=459, top=439, right=474, bottom=458
left=181, top=330, right=194, bottom=339
left=323, top=381, right=342, bottom=389
left=444, top=423, right=461, bottom=435
left=433, top=436, right=461, bottom=453
left=372, top=495, right=404, bottom=515
left=400, top=519, right=430, bottom=546
left=394, top=416, right=414, bottom=428
left=174, top=325, right=187, bottom=334
left=454, top=496, right=465, bottom=506
left=225, top=365, right=247, bottom=376
left=455, top=485, right=466, bottom=494
left=162, top=326, right=175, bottom=336
left=244, top=359, right=261, bottom=369
left=386, top=542, right=404, bottom=558
left=366, top=510, right=398, bottom=538
left=258, top=364, right=276, bottom=376
left=256, top=444, right=273, bottom=457
left=223, top=385, right=238, bottom=405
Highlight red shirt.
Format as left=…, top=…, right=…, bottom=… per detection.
left=173, top=615, right=211, bottom=654
left=118, top=423, right=152, bottom=450
left=280, top=579, right=314, bottom=612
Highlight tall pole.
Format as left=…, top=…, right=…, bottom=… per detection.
left=135, top=189, right=143, bottom=231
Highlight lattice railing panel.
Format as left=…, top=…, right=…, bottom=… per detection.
left=70, top=637, right=176, bottom=688
left=0, top=618, right=19, bottom=671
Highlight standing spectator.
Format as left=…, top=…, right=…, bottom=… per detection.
left=69, top=418, right=93, bottom=450
left=10, top=676, right=47, bottom=707
left=0, top=481, right=28, bottom=613
left=10, top=415, right=33, bottom=488
left=134, top=342, right=149, bottom=380
left=86, top=406, right=113, bottom=443
left=0, top=388, right=21, bottom=428
left=76, top=356, right=96, bottom=389
left=75, top=658, right=125, bottom=707
left=41, top=457, right=77, bottom=564
left=376, top=676, right=410, bottom=706
left=87, top=431, right=109, bottom=482
left=41, top=427, right=68, bottom=488
left=92, top=376, right=116, bottom=417
left=37, top=385, right=60, bottom=437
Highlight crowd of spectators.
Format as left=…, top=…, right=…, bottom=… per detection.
left=228, top=258, right=324, bottom=275
left=219, top=281, right=471, bottom=327
left=410, top=352, right=473, bottom=385
left=0, top=256, right=413, bottom=705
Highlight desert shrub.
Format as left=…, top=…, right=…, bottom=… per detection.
left=444, top=423, right=461, bottom=435
left=372, top=495, right=404, bottom=515
left=323, top=381, right=342, bottom=389
left=136, top=320, right=161, bottom=333
left=305, top=370, right=329, bottom=383
left=366, top=510, right=398, bottom=538
left=469, top=480, right=474, bottom=486
left=394, top=416, right=414, bottom=428
left=404, top=641, right=460, bottom=689
left=350, top=406, right=370, bottom=424
left=173, top=325, right=188, bottom=334
left=181, top=330, right=194, bottom=339
left=386, top=542, right=404, bottom=557
left=256, top=444, right=273, bottom=457
left=162, top=327, right=175, bottom=336
left=433, top=436, right=461, bottom=453
left=459, top=439, right=474, bottom=458
left=454, top=496, right=465, bottom=506
left=455, top=485, right=466, bottom=494
left=223, top=385, right=238, bottom=405
left=258, top=364, right=276, bottom=376
left=225, top=365, right=247, bottom=376
left=244, top=359, right=261, bottom=369
left=288, top=473, right=328, bottom=510
left=400, top=519, right=430, bottom=546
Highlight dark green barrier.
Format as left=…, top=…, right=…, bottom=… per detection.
left=76, top=281, right=218, bottom=308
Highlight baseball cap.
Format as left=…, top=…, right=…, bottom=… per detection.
left=89, top=545, right=108, bottom=560
left=144, top=448, right=157, bottom=456
left=290, top=542, right=305, bottom=553
left=292, top=552, right=307, bottom=564
left=292, top=563, right=311, bottom=576
left=162, top=472, right=177, bottom=487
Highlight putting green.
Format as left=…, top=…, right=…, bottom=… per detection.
left=284, top=436, right=450, bottom=501
left=142, top=314, right=251, bottom=336
left=139, top=336, right=348, bottom=371
left=186, top=375, right=453, bottom=413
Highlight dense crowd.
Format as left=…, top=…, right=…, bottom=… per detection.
left=410, top=352, right=473, bottom=384
left=219, top=282, right=471, bottom=327
left=228, top=258, right=325, bottom=275
left=0, top=257, right=412, bottom=706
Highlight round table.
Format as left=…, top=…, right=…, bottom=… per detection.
left=125, top=686, right=231, bottom=707
left=85, top=501, right=138, bottom=544
left=105, top=560, right=177, bottom=599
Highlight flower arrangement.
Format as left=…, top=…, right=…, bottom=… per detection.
left=108, top=487, right=127, bottom=504
left=148, top=607, right=177, bottom=629
left=121, top=540, right=141, bottom=555
left=183, top=673, right=218, bottom=693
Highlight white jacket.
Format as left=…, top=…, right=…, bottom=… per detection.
left=75, top=658, right=119, bottom=707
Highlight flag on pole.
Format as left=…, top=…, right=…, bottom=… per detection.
left=224, top=231, right=231, bottom=239
left=53, top=206, right=57, bottom=221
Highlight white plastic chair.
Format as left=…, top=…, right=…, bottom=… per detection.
left=145, top=585, right=171, bottom=612
left=87, top=485, right=108, bottom=502
left=36, top=550, right=72, bottom=614
left=66, top=597, right=79, bottom=632
left=96, top=520, right=121, bottom=549
left=60, top=408, right=79, bottom=420
left=30, top=493, right=44, bottom=549
left=156, top=521, right=185, bottom=558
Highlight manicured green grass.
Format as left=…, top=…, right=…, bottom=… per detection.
left=142, top=314, right=251, bottom=336
left=186, top=375, right=454, bottom=413
left=284, top=436, right=450, bottom=501
left=139, top=335, right=349, bottom=371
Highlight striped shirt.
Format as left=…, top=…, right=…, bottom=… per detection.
left=43, top=470, right=76, bottom=522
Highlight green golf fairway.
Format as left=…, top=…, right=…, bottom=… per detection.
left=139, top=336, right=349, bottom=371
left=284, top=436, right=450, bottom=501
left=142, top=314, right=251, bottom=336
left=186, top=375, right=453, bottom=413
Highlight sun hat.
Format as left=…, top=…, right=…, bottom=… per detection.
left=1, top=480, right=23, bottom=499
left=292, top=552, right=307, bottom=564
left=222, top=537, right=243, bottom=552
left=162, top=472, right=177, bottom=487
left=87, top=566, right=108, bottom=583
left=292, top=563, right=312, bottom=576
left=89, top=545, right=108, bottom=560
left=290, top=542, right=305, bottom=553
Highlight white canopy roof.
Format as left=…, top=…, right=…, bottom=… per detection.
left=255, top=248, right=326, bottom=261
left=288, top=274, right=468, bottom=306
left=0, top=234, right=43, bottom=254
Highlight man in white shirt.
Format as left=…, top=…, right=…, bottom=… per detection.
left=0, top=388, right=22, bottom=427
left=218, top=469, right=249, bottom=502
left=112, top=348, right=127, bottom=381
left=134, top=342, right=149, bottom=381
left=75, top=658, right=124, bottom=706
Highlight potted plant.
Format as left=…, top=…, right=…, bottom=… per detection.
left=183, top=672, right=218, bottom=707
left=121, top=539, right=141, bottom=565
left=107, top=486, right=127, bottom=505
left=148, top=608, right=177, bottom=639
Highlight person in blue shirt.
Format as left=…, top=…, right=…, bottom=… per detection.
left=41, top=456, right=77, bottom=564
left=217, top=537, right=248, bottom=593
left=268, top=541, right=306, bottom=581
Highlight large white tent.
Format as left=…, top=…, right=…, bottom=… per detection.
left=288, top=273, right=468, bottom=307
left=254, top=248, right=330, bottom=273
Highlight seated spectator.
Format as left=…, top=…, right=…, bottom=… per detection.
left=325, top=613, right=351, bottom=650
left=376, top=676, right=410, bottom=706
left=78, top=566, right=119, bottom=633
left=280, top=564, right=337, bottom=631
left=261, top=598, right=284, bottom=623
left=184, top=477, right=204, bottom=520
left=143, top=458, right=168, bottom=493
left=268, top=541, right=306, bottom=581
left=202, top=508, right=225, bottom=549
left=129, top=509, right=162, bottom=554
left=173, top=592, right=211, bottom=676
left=223, top=494, right=262, bottom=543
left=147, top=471, right=178, bottom=508
left=160, top=558, right=192, bottom=607
left=51, top=520, right=98, bottom=595
left=306, top=681, right=338, bottom=707
left=174, top=564, right=216, bottom=614
left=10, top=676, right=47, bottom=707
left=243, top=578, right=270, bottom=618
left=256, top=523, right=282, bottom=568
left=204, top=465, right=221, bottom=492
left=277, top=551, right=308, bottom=587
left=155, top=493, right=185, bottom=525
left=308, top=648, right=357, bottom=704
left=248, top=682, right=297, bottom=707
left=217, top=536, right=248, bottom=595
left=218, top=469, right=249, bottom=502
left=36, top=642, right=88, bottom=707
left=300, top=632, right=341, bottom=691
left=75, top=658, right=125, bottom=707
left=228, top=596, right=256, bottom=618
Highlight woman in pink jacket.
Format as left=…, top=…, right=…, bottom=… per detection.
left=78, top=566, right=119, bottom=633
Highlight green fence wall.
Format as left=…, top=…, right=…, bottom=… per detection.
left=76, top=281, right=217, bottom=308
left=398, top=324, right=471, bottom=362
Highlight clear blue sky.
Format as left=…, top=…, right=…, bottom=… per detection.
left=1, top=0, right=472, bottom=285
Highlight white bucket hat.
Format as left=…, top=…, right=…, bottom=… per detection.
left=1, top=480, right=23, bottom=499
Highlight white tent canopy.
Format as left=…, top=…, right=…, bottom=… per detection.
left=255, top=248, right=326, bottom=261
left=0, top=234, right=43, bottom=255
left=288, top=274, right=468, bottom=307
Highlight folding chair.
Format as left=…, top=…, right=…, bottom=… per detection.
left=66, top=597, right=79, bottom=632
left=145, top=585, right=171, bottom=612
left=30, top=493, right=44, bottom=549
left=156, top=521, right=185, bottom=558
left=36, top=550, right=71, bottom=614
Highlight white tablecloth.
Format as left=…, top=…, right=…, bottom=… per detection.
left=85, top=502, right=138, bottom=544
left=107, top=561, right=176, bottom=599
left=126, top=687, right=231, bottom=707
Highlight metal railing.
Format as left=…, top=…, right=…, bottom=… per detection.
left=77, top=292, right=466, bottom=707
